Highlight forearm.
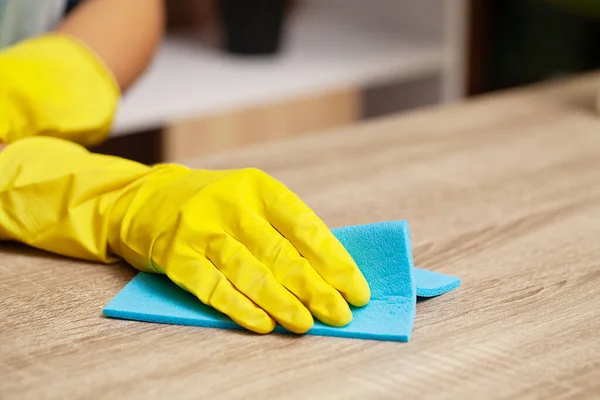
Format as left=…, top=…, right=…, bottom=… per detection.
left=56, top=0, right=165, bottom=92
left=0, top=0, right=165, bottom=146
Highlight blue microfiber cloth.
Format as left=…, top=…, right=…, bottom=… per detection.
left=415, top=268, right=461, bottom=297
left=104, top=221, right=460, bottom=341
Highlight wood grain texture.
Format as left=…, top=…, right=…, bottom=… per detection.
left=2, top=73, right=600, bottom=399
left=162, top=88, right=359, bottom=162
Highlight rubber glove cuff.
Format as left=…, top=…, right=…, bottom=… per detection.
left=0, top=34, right=120, bottom=146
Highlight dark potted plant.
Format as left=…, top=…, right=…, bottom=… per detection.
left=217, top=0, right=291, bottom=55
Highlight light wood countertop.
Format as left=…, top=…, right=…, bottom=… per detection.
left=2, top=73, right=600, bottom=399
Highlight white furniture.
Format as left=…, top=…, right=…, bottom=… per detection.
left=112, top=0, right=468, bottom=145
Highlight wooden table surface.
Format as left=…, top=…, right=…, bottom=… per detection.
left=2, top=73, right=600, bottom=399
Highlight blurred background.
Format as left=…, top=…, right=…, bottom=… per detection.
left=86, top=0, right=600, bottom=164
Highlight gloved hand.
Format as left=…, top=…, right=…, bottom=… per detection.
left=0, top=137, right=370, bottom=334
left=0, top=34, right=119, bottom=146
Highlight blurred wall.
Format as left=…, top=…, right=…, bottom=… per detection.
left=469, top=0, right=600, bottom=95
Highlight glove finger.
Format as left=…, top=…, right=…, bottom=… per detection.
left=234, top=215, right=352, bottom=327
left=206, top=232, right=314, bottom=334
left=166, top=257, right=276, bottom=334
left=263, top=182, right=370, bottom=307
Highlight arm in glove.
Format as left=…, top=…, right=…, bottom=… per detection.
left=0, top=34, right=119, bottom=146
left=0, top=137, right=371, bottom=334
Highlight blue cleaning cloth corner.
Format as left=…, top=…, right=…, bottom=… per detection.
left=414, top=268, right=461, bottom=297
left=103, top=221, right=460, bottom=342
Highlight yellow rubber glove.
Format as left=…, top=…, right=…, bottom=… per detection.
left=0, top=34, right=119, bottom=146
left=0, top=137, right=370, bottom=334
